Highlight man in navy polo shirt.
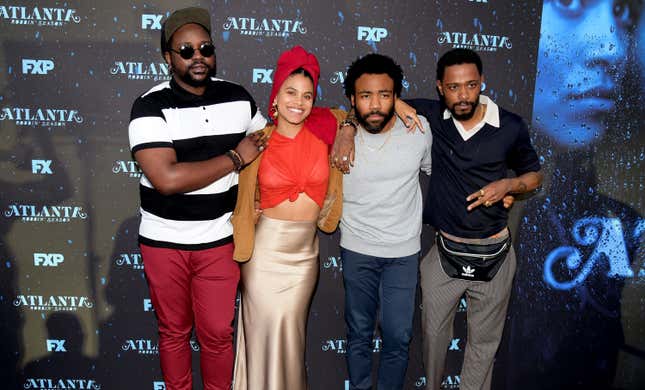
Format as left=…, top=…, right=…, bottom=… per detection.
left=407, top=49, right=543, bottom=390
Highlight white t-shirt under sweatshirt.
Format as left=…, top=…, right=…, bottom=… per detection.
left=340, top=115, right=432, bottom=258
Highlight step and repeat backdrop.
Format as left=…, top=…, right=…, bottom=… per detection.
left=1, top=0, right=643, bottom=389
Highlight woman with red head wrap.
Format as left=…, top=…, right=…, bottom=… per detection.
left=231, top=46, right=345, bottom=390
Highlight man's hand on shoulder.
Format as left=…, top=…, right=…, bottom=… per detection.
left=236, top=130, right=267, bottom=165
left=395, top=99, right=424, bottom=133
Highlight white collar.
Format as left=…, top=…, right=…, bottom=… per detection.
left=442, top=95, right=500, bottom=128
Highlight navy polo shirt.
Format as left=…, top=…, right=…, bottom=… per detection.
left=407, top=97, right=541, bottom=239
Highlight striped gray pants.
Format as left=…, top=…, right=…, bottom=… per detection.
left=419, top=241, right=516, bottom=390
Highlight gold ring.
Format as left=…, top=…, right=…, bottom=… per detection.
left=484, top=201, right=492, bottom=207
left=479, top=189, right=485, bottom=197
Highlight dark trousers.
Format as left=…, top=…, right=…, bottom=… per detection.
left=341, top=247, right=419, bottom=390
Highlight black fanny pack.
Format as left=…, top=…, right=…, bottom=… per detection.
left=436, top=233, right=511, bottom=282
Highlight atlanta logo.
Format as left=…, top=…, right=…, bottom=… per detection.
left=437, top=31, right=512, bottom=52
left=13, top=295, right=94, bottom=311
left=110, top=61, right=170, bottom=81
left=112, top=160, right=143, bottom=178
left=115, top=253, right=144, bottom=270
left=121, top=339, right=158, bottom=355
left=0, top=107, right=83, bottom=127
left=4, top=204, right=88, bottom=223
left=223, top=16, right=307, bottom=37
left=0, top=5, right=81, bottom=26
left=23, top=378, right=101, bottom=389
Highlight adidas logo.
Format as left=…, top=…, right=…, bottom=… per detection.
left=461, top=265, right=475, bottom=277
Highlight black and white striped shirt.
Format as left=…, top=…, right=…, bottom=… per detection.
left=129, top=78, right=266, bottom=249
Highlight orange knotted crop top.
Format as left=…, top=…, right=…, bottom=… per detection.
left=258, top=127, right=330, bottom=210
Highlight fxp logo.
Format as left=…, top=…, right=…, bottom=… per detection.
left=34, top=253, right=64, bottom=267
left=22, top=59, right=54, bottom=74
left=141, top=14, right=163, bottom=30
left=357, top=26, right=388, bottom=42
left=32, top=159, right=53, bottom=174
left=46, top=339, right=66, bottom=352
left=252, top=68, right=273, bottom=84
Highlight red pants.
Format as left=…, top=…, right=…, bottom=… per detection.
left=140, top=242, right=239, bottom=390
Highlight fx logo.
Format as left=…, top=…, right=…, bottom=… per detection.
left=153, top=381, right=166, bottom=390
left=449, top=338, right=461, bottom=351
left=252, top=68, right=273, bottom=83
left=143, top=298, right=154, bottom=312
left=357, top=26, right=388, bottom=42
left=34, top=253, right=64, bottom=267
left=141, top=14, right=163, bottom=30
left=46, top=339, right=66, bottom=352
left=32, top=159, right=53, bottom=174
left=22, top=59, right=55, bottom=75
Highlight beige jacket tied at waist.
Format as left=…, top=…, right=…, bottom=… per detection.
left=231, top=108, right=346, bottom=262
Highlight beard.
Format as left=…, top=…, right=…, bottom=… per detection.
left=448, top=99, right=479, bottom=121
left=356, top=106, right=396, bottom=134
left=177, top=61, right=216, bottom=87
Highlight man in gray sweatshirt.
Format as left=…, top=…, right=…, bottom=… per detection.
left=340, top=53, right=432, bottom=390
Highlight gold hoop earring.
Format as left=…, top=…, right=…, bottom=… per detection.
left=272, top=101, right=278, bottom=119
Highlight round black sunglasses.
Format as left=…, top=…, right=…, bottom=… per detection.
left=170, top=42, right=215, bottom=60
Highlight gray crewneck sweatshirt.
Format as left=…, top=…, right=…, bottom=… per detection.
left=340, top=116, right=432, bottom=257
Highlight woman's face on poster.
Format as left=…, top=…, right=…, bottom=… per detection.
left=532, top=0, right=637, bottom=148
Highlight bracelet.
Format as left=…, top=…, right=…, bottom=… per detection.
left=226, top=150, right=243, bottom=172
left=339, top=118, right=357, bottom=129
left=232, top=149, right=246, bottom=166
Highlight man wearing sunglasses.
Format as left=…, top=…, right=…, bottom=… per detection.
left=128, top=7, right=267, bottom=390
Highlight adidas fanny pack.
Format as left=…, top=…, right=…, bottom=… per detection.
left=436, top=233, right=511, bottom=282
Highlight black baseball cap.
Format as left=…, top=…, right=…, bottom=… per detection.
left=161, top=7, right=211, bottom=53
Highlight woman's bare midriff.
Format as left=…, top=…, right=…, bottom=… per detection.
left=262, top=193, right=321, bottom=222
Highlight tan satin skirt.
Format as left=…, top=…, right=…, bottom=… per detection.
left=233, top=215, right=319, bottom=390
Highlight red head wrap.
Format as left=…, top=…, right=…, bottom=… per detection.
left=268, top=46, right=337, bottom=146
